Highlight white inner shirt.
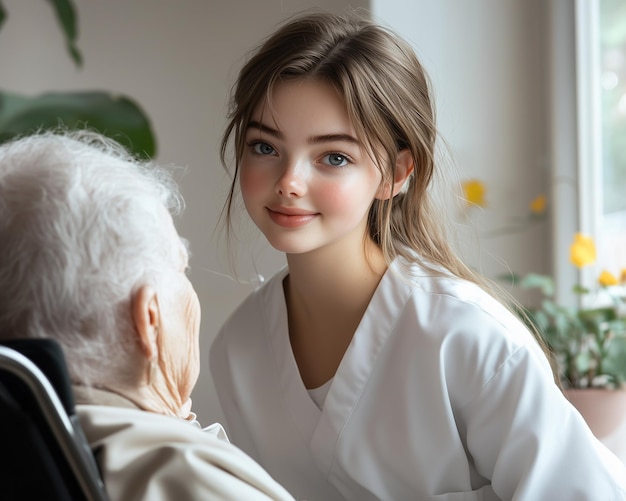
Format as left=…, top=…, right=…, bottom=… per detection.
left=307, top=378, right=333, bottom=409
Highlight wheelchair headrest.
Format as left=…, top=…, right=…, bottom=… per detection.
left=0, top=338, right=75, bottom=412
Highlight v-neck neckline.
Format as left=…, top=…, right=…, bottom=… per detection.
left=264, top=258, right=415, bottom=475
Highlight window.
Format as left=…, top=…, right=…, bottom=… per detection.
left=576, top=0, right=626, bottom=292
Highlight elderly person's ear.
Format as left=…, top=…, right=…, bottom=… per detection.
left=132, top=285, right=160, bottom=360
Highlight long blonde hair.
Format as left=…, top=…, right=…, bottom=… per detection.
left=220, top=10, right=555, bottom=370
left=222, top=11, right=480, bottom=282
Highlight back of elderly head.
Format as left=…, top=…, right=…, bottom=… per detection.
left=0, top=130, right=198, bottom=416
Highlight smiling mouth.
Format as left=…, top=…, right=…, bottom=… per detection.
left=266, top=208, right=318, bottom=228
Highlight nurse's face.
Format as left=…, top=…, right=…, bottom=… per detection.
left=239, top=79, right=384, bottom=256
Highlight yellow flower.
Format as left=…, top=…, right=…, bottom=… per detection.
left=569, top=233, right=597, bottom=268
left=462, top=179, right=487, bottom=208
left=598, top=270, right=618, bottom=287
left=621, top=269, right=626, bottom=284
left=529, top=194, right=547, bottom=215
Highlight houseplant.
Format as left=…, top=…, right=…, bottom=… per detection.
left=507, top=233, right=626, bottom=390
left=462, top=180, right=626, bottom=438
left=507, top=234, right=626, bottom=438
left=0, top=0, right=156, bottom=157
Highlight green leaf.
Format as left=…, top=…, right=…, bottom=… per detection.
left=574, top=351, right=592, bottom=373
left=47, top=0, right=82, bottom=66
left=605, top=337, right=626, bottom=382
left=554, top=311, right=576, bottom=336
left=610, top=318, right=626, bottom=337
left=572, top=284, right=590, bottom=295
left=579, top=306, right=616, bottom=324
left=0, top=90, right=156, bottom=158
left=530, top=309, right=550, bottom=334
left=519, top=273, right=555, bottom=296
left=0, top=1, right=6, bottom=30
left=541, top=299, right=564, bottom=317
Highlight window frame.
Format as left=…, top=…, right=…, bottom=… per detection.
left=551, top=0, right=620, bottom=307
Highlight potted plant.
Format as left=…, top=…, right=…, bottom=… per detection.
left=0, top=0, right=156, bottom=157
left=505, top=235, right=626, bottom=438
left=462, top=180, right=626, bottom=439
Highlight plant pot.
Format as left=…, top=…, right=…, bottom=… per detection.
left=564, top=387, right=626, bottom=439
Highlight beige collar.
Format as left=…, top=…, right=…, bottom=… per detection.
left=72, top=385, right=141, bottom=410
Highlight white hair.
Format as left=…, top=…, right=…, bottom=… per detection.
left=0, top=129, right=184, bottom=387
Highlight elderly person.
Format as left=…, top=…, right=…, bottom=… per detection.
left=0, top=130, right=294, bottom=500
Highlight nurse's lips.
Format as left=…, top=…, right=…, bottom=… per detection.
left=267, top=206, right=318, bottom=228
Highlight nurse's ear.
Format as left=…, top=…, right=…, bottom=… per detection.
left=375, top=149, right=414, bottom=200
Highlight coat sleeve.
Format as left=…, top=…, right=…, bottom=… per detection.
left=457, top=345, right=626, bottom=500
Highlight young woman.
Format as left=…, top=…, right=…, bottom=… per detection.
left=210, top=11, right=626, bottom=501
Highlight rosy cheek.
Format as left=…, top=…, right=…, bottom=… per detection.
left=240, top=168, right=266, bottom=200
left=319, top=180, right=364, bottom=210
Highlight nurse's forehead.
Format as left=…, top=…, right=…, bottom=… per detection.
left=249, top=80, right=356, bottom=133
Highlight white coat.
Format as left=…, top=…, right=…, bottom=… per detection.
left=75, top=388, right=294, bottom=500
left=210, top=258, right=626, bottom=501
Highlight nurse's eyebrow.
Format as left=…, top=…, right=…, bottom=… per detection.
left=247, top=120, right=360, bottom=146
left=247, top=121, right=283, bottom=139
left=309, top=133, right=360, bottom=146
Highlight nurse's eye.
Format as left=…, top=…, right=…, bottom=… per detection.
left=322, top=153, right=350, bottom=167
left=249, top=141, right=276, bottom=156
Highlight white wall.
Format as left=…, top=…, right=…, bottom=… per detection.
left=0, top=0, right=549, bottom=424
left=373, top=0, right=550, bottom=283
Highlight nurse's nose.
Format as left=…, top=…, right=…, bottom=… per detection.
left=275, top=160, right=307, bottom=198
